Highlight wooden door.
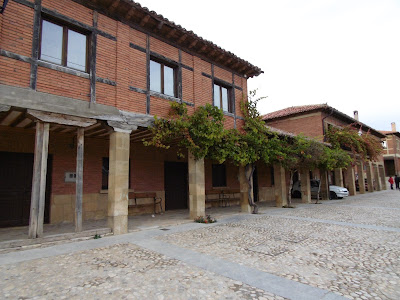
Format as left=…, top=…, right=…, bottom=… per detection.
left=164, top=161, right=188, bottom=210
left=0, top=152, right=51, bottom=227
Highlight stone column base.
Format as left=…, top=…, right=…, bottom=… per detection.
left=108, top=215, right=128, bottom=235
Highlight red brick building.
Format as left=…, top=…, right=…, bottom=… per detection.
left=262, top=104, right=387, bottom=195
left=0, top=0, right=263, bottom=237
left=380, top=122, right=400, bottom=177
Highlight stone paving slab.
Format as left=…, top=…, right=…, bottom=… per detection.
left=0, top=243, right=285, bottom=300
left=158, top=193, right=400, bottom=300
left=0, top=190, right=399, bottom=300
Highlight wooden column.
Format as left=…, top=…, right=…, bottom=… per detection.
left=356, top=160, right=366, bottom=194
left=300, top=168, right=311, bottom=203
left=75, top=128, right=84, bottom=232
left=345, top=166, right=356, bottom=196
left=188, top=151, right=206, bottom=219
left=366, top=162, right=374, bottom=193
left=273, top=164, right=287, bottom=207
left=29, top=122, right=50, bottom=238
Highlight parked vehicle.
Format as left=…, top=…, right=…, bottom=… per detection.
left=291, top=179, right=349, bottom=199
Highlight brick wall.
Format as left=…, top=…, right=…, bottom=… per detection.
left=0, top=0, right=246, bottom=129
left=265, top=112, right=324, bottom=140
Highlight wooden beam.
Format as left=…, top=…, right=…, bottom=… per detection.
left=60, top=127, right=75, bottom=133
left=16, top=118, right=33, bottom=128
left=27, top=110, right=97, bottom=127
left=188, top=39, right=198, bottom=49
left=108, top=0, right=120, bottom=14
left=0, top=111, right=23, bottom=126
left=198, top=45, right=208, bottom=54
left=125, top=7, right=136, bottom=20
left=166, top=28, right=176, bottom=39
left=90, top=11, right=98, bottom=104
left=10, top=113, right=28, bottom=127
left=177, top=34, right=188, bottom=44
left=37, top=122, right=49, bottom=237
left=75, top=128, right=84, bottom=232
left=84, top=122, right=102, bottom=132
left=85, top=128, right=107, bottom=137
left=29, top=122, right=50, bottom=238
left=140, top=15, right=150, bottom=27
left=154, top=21, right=164, bottom=33
left=216, top=53, right=225, bottom=62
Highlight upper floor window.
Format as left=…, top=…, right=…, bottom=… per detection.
left=40, top=19, right=88, bottom=72
left=214, top=83, right=232, bottom=113
left=150, top=59, right=176, bottom=97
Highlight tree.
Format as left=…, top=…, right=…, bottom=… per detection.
left=224, top=91, right=285, bottom=213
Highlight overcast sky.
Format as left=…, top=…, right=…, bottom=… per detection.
left=137, top=0, right=400, bottom=132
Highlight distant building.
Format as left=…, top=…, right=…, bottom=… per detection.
left=262, top=104, right=387, bottom=195
left=380, top=123, right=400, bottom=176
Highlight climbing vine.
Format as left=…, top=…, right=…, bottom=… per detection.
left=326, top=125, right=383, bottom=162
left=144, top=91, right=354, bottom=211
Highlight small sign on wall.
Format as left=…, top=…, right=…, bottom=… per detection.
left=65, top=172, right=77, bottom=183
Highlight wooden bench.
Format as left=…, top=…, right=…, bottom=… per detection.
left=128, top=192, right=163, bottom=214
left=206, top=189, right=240, bottom=207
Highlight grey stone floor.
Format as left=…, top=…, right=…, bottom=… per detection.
left=0, top=190, right=399, bottom=299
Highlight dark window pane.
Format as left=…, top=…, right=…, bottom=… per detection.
left=150, top=60, right=161, bottom=93
left=213, top=84, right=220, bottom=108
left=41, top=20, right=63, bottom=65
left=67, top=29, right=87, bottom=71
left=164, top=65, right=175, bottom=96
left=221, top=87, right=228, bottom=112
left=212, top=164, right=227, bottom=187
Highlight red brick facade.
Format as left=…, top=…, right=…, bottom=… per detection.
left=0, top=0, right=262, bottom=226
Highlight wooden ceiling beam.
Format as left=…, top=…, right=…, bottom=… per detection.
left=139, top=15, right=151, bottom=27
left=188, top=39, right=198, bottom=49
left=154, top=21, right=164, bottom=33
left=0, top=111, right=23, bottom=126
left=125, top=7, right=136, bottom=20
left=10, top=113, right=28, bottom=127
left=198, top=44, right=208, bottom=54
left=177, top=34, right=188, bottom=44
left=166, top=28, right=176, bottom=39
left=108, top=0, right=120, bottom=14
left=16, top=118, right=33, bottom=128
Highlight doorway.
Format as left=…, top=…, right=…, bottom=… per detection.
left=164, top=161, right=188, bottom=210
left=0, top=152, right=52, bottom=227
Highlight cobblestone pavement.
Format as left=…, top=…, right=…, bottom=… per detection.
left=0, top=190, right=399, bottom=299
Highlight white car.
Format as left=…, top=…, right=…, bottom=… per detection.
left=291, top=179, right=349, bottom=199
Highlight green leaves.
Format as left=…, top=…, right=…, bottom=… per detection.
left=144, top=91, right=355, bottom=173
left=326, top=126, right=383, bottom=162
left=144, top=102, right=227, bottom=160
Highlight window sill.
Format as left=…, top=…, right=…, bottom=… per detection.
left=149, top=91, right=180, bottom=102
left=38, top=60, right=89, bottom=79
left=223, top=111, right=235, bottom=118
